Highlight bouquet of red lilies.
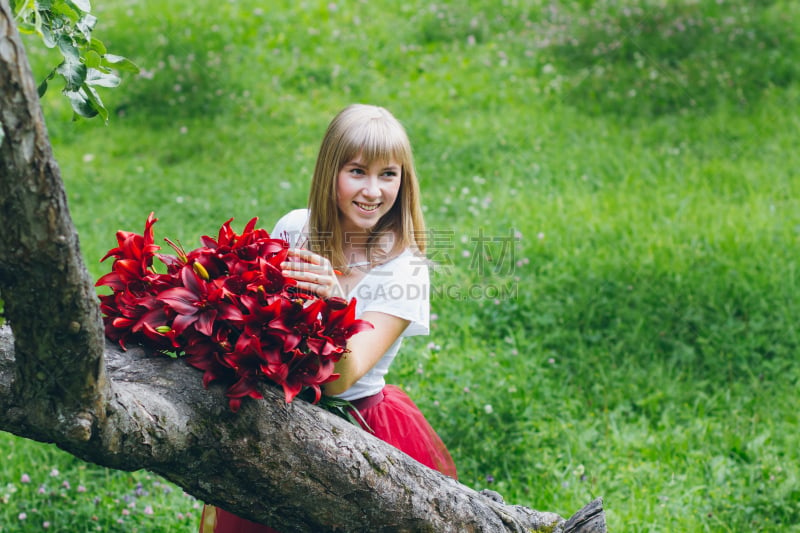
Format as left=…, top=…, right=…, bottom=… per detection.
left=96, top=213, right=372, bottom=412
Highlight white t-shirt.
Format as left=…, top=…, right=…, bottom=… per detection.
left=271, top=209, right=430, bottom=401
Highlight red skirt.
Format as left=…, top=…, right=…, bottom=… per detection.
left=200, top=385, right=456, bottom=532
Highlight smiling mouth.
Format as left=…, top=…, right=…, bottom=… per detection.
left=355, top=202, right=380, bottom=212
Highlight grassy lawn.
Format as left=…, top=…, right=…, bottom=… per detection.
left=2, top=0, right=799, bottom=531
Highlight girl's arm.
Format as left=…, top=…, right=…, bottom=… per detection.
left=280, top=248, right=422, bottom=395
left=322, top=311, right=409, bottom=396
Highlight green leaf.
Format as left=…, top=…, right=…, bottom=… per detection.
left=33, top=5, right=44, bottom=35
left=85, top=68, right=119, bottom=88
left=84, top=50, right=101, bottom=69
left=56, top=34, right=80, bottom=63
left=40, top=24, right=57, bottom=48
left=11, top=0, right=39, bottom=26
left=38, top=78, right=49, bottom=97
left=101, top=54, right=140, bottom=74
left=37, top=70, right=56, bottom=97
left=68, top=0, right=91, bottom=13
left=56, top=58, right=87, bottom=91
left=76, top=14, right=97, bottom=41
left=317, top=396, right=373, bottom=431
left=51, top=0, right=80, bottom=22
left=15, top=22, right=37, bottom=34
left=65, top=88, right=98, bottom=119
left=81, top=84, right=108, bottom=122
left=89, top=37, right=107, bottom=55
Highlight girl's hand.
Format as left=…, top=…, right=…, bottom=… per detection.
left=281, top=249, right=345, bottom=300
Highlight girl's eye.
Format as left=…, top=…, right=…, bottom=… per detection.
left=349, top=168, right=365, bottom=175
left=382, top=170, right=399, bottom=178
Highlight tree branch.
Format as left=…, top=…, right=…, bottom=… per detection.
left=0, top=325, right=604, bottom=532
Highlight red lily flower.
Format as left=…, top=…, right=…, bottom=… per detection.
left=225, top=375, right=264, bottom=412
left=251, top=256, right=292, bottom=296
left=157, top=265, right=229, bottom=337
left=200, top=217, right=242, bottom=251
left=283, top=355, right=340, bottom=404
left=98, top=212, right=160, bottom=277
left=99, top=291, right=171, bottom=349
left=307, top=297, right=374, bottom=357
left=182, top=323, right=240, bottom=385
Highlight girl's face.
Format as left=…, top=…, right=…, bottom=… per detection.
left=336, top=154, right=402, bottom=235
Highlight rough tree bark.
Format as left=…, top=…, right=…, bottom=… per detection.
left=0, top=2, right=606, bottom=531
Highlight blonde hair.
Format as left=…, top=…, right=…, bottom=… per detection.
left=307, top=104, right=426, bottom=271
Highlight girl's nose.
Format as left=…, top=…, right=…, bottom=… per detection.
left=362, top=178, right=380, bottom=198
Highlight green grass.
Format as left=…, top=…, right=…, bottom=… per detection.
left=3, top=0, right=799, bottom=531
left=0, top=436, right=201, bottom=531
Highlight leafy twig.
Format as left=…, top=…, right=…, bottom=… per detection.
left=11, top=0, right=139, bottom=121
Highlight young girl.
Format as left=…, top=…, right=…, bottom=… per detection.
left=201, top=104, right=456, bottom=532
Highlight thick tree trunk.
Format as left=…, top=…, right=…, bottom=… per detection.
left=0, top=2, right=606, bottom=531
left=0, top=0, right=108, bottom=445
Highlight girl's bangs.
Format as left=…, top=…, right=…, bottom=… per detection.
left=341, top=118, right=409, bottom=166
